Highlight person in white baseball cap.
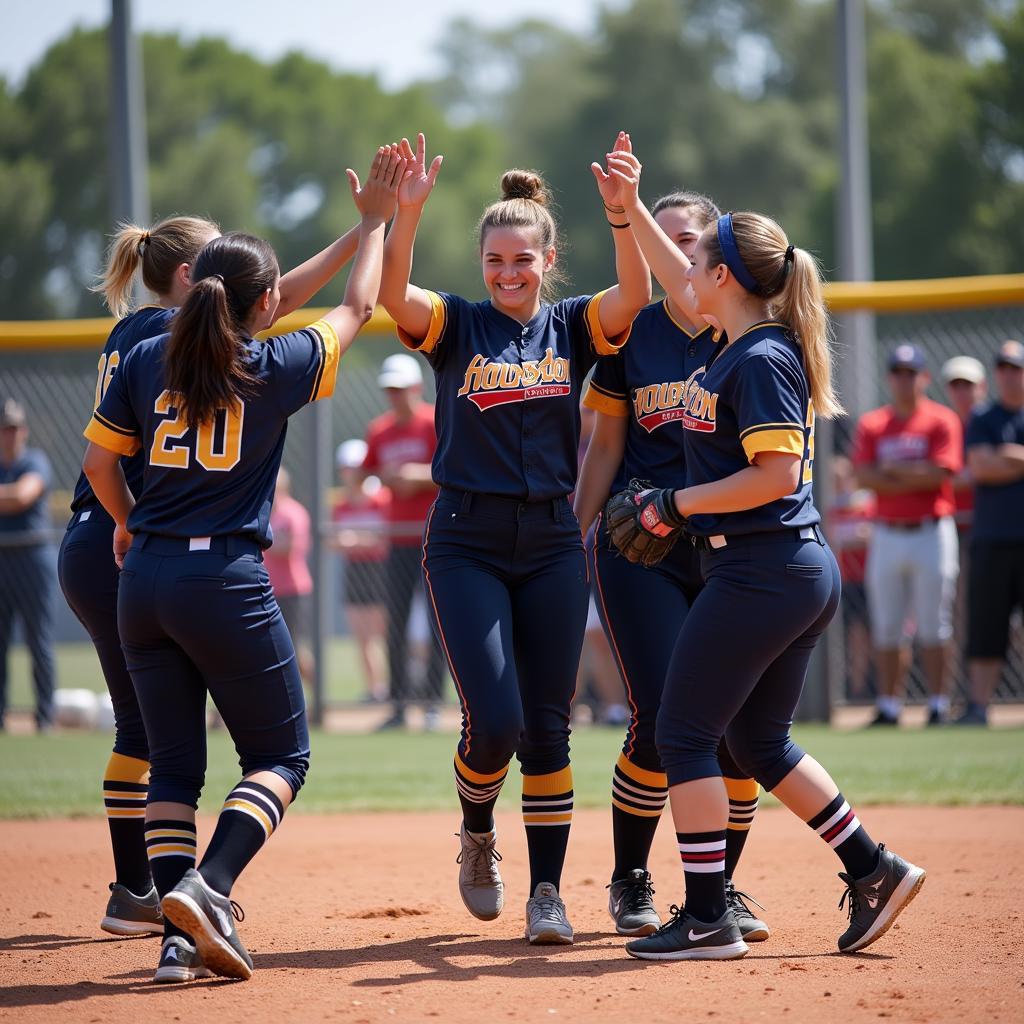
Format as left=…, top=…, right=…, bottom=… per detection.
left=377, top=353, right=423, bottom=390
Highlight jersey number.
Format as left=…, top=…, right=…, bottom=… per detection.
left=802, top=401, right=815, bottom=485
left=149, top=391, right=244, bottom=472
left=94, top=351, right=120, bottom=409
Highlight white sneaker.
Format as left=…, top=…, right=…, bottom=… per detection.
left=525, top=882, right=573, bottom=945
left=456, top=825, right=504, bottom=920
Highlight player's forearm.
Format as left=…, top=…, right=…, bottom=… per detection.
left=0, top=475, right=45, bottom=513
left=882, top=461, right=950, bottom=488
left=855, top=465, right=913, bottom=494
left=322, top=215, right=388, bottom=349
left=621, top=198, right=692, bottom=313
left=605, top=213, right=652, bottom=325
left=275, top=225, right=361, bottom=321
left=675, top=458, right=800, bottom=517
left=574, top=430, right=626, bottom=536
left=379, top=207, right=423, bottom=316
left=82, top=444, right=134, bottom=527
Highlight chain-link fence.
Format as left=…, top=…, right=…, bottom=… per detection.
left=2, top=292, right=1023, bottom=728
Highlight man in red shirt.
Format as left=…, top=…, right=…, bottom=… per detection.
left=853, top=345, right=963, bottom=726
left=362, top=354, right=445, bottom=729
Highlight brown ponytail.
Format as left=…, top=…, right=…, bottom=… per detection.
left=478, top=169, right=564, bottom=299
left=704, top=211, right=843, bottom=419
left=165, top=232, right=277, bottom=430
left=92, top=215, right=220, bottom=318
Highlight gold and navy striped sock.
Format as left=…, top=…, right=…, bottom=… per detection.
left=454, top=753, right=508, bottom=833
left=522, top=766, right=573, bottom=891
left=199, top=780, right=286, bottom=897
left=103, top=752, right=152, bottom=894
left=724, top=776, right=760, bottom=880
left=145, top=817, right=197, bottom=939
left=611, top=753, right=667, bottom=879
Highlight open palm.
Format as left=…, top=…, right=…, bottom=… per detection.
left=398, top=132, right=444, bottom=209
left=591, top=131, right=633, bottom=207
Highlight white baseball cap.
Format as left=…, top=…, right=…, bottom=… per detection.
left=941, top=355, right=985, bottom=385
left=377, top=353, right=423, bottom=390
left=335, top=438, right=368, bottom=469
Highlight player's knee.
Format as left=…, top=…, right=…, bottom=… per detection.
left=147, top=771, right=205, bottom=809
left=726, top=725, right=803, bottom=791
left=469, top=717, right=523, bottom=771
left=654, top=710, right=720, bottom=783
left=241, top=751, right=310, bottom=799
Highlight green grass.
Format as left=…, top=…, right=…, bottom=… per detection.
left=0, top=725, right=1020, bottom=819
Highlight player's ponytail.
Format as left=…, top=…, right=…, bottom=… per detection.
left=92, top=215, right=220, bottom=319
left=165, top=232, right=276, bottom=430
left=706, top=211, right=843, bottom=420
left=478, top=169, right=564, bottom=298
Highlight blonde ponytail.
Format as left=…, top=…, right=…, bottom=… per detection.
left=92, top=224, right=150, bottom=318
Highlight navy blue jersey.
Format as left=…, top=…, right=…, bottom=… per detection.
left=681, top=321, right=818, bottom=537
left=584, top=300, right=717, bottom=492
left=965, top=401, right=1024, bottom=543
left=71, top=306, right=176, bottom=513
left=401, top=290, right=628, bottom=500
left=84, top=319, right=340, bottom=545
left=0, top=447, right=51, bottom=536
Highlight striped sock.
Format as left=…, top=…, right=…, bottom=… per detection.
left=724, top=776, right=760, bottom=880
left=611, top=753, right=667, bottom=879
left=522, top=766, right=573, bottom=891
left=103, top=752, right=152, bottom=894
left=806, top=793, right=879, bottom=879
left=145, top=818, right=197, bottom=940
left=199, top=780, right=285, bottom=897
left=454, top=753, right=509, bottom=834
left=678, top=829, right=728, bottom=922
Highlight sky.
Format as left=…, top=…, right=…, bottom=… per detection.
left=4, top=0, right=625, bottom=89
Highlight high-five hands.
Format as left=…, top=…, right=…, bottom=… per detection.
left=398, top=133, right=444, bottom=209
left=604, top=146, right=644, bottom=211
left=348, top=144, right=408, bottom=220
left=591, top=131, right=633, bottom=209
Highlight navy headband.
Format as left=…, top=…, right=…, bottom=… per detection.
left=716, top=213, right=760, bottom=294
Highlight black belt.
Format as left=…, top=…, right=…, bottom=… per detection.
left=438, top=488, right=566, bottom=521
left=690, top=524, right=824, bottom=552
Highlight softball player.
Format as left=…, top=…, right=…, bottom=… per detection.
left=378, top=131, right=650, bottom=944
left=574, top=189, right=768, bottom=943
left=604, top=150, right=925, bottom=961
left=61, top=188, right=390, bottom=938
left=80, top=145, right=404, bottom=982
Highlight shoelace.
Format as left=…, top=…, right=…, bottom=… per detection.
left=651, top=903, right=688, bottom=935
left=530, top=892, right=566, bottom=921
left=607, top=874, right=656, bottom=913
left=725, top=882, right=766, bottom=917
left=455, top=833, right=503, bottom=885
left=837, top=873, right=860, bottom=920
left=225, top=899, right=245, bottom=923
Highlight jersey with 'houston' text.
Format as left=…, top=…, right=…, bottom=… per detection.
left=71, top=306, right=176, bottom=513
left=84, top=319, right=339, bottom=546
left=584, top=299, right=717, bottom=492
left=400, top=290, right=628, bottom=500
left=681, top=321, right=819, bottom=536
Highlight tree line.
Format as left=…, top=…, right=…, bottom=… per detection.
left=1, top=0, right=1021, bottom=319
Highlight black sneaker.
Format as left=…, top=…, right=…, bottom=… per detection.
left=837, top=843, right=926, bottom=953
left=100, top=882, right=164, bottom=936
left=153, top=935, right=213, bottom=983
left=868, top=710, right=899, bottom=727
left=926, top=707, right=948, bottom=726
left=953, top=703, right=988, bottom=726
left=724, top=880, right=770, bottom=942
left=607, top=869, right=661, bottom=936
left=161, top=868, right=253, bottom=980
left=626, top=905, right=748, bottom=961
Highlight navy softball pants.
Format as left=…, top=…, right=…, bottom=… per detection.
left=58, top=506, right=148, bottom=760
left=117, top=534, right=310, bottom=807
left=591, top=516, right=750, bottom=779
left=656, top=528, right=841, bottom=789
left=422, top=489, right=589, bottom=776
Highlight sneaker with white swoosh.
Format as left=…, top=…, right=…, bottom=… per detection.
left=625, top=905, right=748, bottom=961
left=161, top=868, right=254, bottom=980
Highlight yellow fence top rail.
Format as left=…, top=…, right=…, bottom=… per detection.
left=1, top=275, right=1022, bottom=350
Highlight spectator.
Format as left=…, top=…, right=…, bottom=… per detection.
left=263, top=468, right=314, bottom=685
left=362, top=353, right=445, bottom=730
left=828, top=455, right=876, bottom=700
left=941, top=355, right=987, bottom=685
left=332, top=439, right=389, bottom=705
left=853, top=345, right=962, bottom=726
left=959, top=340, right=1024, bottom=726
left=0, top=398, right=56, bottom=732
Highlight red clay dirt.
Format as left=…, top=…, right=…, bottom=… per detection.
left=1, top=807, right=1021, bottom=1023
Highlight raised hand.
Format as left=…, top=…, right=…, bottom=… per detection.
left=591, top=131, right=633, bottom=208
left=397, top=132, right=444, bottom=210
left=605, top=148, right=644, bottom=210
left=348, top=144, right=408, bottom=221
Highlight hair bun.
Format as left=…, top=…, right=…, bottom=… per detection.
left=500, top=169, right=549, bottom=206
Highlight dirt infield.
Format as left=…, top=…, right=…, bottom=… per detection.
left=1, top=807, right=1021, bottom=1023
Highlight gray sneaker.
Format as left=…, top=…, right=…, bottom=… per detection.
left=101, top=882, right=164, bottom=936
left=525, top=882, right=574, bottom=945
left=456, top=825, right=504, bottom=921
left=725, top=880, right=770, bottom=942
left=837, top=843, right=926, bottom=953
left=153, top=935, right=214, bottom=983
left=607, top=869, right=661, bottom=936
left=161, top=868, right=253, bottom=980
